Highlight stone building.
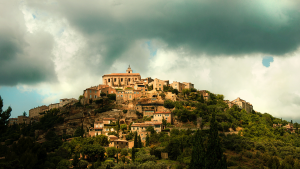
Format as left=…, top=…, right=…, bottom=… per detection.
left=150, top=78, right=169, bottom=91
left=59, top=98, right=77, bottom=107
left=109, top=140, right=129, bottom=149
left=225, top=97, right=253, bottom=113
left=29, top=105, right=48, bottom=118
left=8, top=118, right=18, bottom=126
left=131, top=121, right=163, bottom=140
left=83, top=85, right=116, bottom=100
left=170, top=81, right=185, bottom=92
left=152, top=112, right=172, bottom=124
left=116, top=88, right=142, bottom=103
left=102, top=66, right=141, bottom=88
left=49, top=103, right=59, bottom=110
left=183, top=82, right=194, bottom=89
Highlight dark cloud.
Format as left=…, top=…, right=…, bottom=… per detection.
left=0, top=1, right=57, bottom=86
left=27, top=0, right=300, bottom=67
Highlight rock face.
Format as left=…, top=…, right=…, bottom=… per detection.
left=64, top=113, right=83, bottom=121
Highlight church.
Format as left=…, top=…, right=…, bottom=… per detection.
left=102, top=65, right=141, bottom=87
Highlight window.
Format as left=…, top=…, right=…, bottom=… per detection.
left=128, top=78, right=131, bottom=82
left=137, top=127, right=139, bottom=130
left=166, top=118, right=168, bottom=120
left=90, top=90, right=91, bottom=93
left=135, top=78, right=137, bottom=80
left=96, top=124, right=98, bottom=128
left=108, top=79, right=110, bottom=82
left=159, top=84, right=161, bottom=86
left=137, top=92, right=139, bottom=94
left=159, top=88, right=161, bottom=90
left=95, top=91, right=97, bottom=93
left=114, top=78, right=116, bottom=82
left=129, top=95, right=131, bottom=98
left=106, top=128, right=109, bottom=131
left=134, top=92, right=136, bottom=94
left=175, top=84, right=177, bottom=86
left=133, top=127, right=135, bottom=130
left=141, top=134, right=143, bottom=136
left=94, top=95, right=97, bottom=98
left=121, top=95, right=123, bottom=97
left=121, top=78, right=123, bottom=82
left=90, top=95, right=92, bottom=98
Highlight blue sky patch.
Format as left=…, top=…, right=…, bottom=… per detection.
left=32, top=14, right=36, bottom=19
left=0, top=87, right=44, bottom=118
left=262, top=56, right=274, bottom=67
left=146, top=41, right=157, bottom=57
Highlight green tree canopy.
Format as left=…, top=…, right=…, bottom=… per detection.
left=0, top=96, right=12, bottom=135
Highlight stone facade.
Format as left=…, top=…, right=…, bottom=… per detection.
left=152, top=112, right=172, bottom=124
left=131, top=121, right=163, bottom=135
left=116, top=88, right=142, bottom=103
left=49, top=103, right=59, bottom=110
left=109, top=140, right=129, bottom=149
left=170, top=81, right=185, bottom=92
left=151, top=78, right=169, bottom=91
left=29, top=105, right=48, bottom=118
left=83, top=85, right=116, bottom=100
left=102, top=66, right=141, bottom=88
left=59, top=98, right=77, bottom=107
left=183, top=82, right=194, bottom=89
left=225, top=97, right=253, bottom=113
left=8, top=118, right=18, bottom=126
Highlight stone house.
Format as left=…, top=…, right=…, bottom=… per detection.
left=135, top=101, right=165, bottom=117
left=165, top=92, right=177, bottom=101
left=152, top=112, right=172, bottom=124
left=151, top=78, right=169, bottom=91
left=170, top=81, right=185, bottom=92
left=8, top=118, right=18, bottom=126
left=83, top=85, right=116, bottom=100
left=116, top=88, right=142, bottom=103
left=227, top=97, right=253, bottom=113
left=183, top=82, right=194, bottom=90
left=109, top=140, right=129, bottom=149
left=131, top=121, right=163, bottom=139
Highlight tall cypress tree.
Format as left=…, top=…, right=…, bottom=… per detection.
left=138, top=135, right=142, bottom=148
left=146, top=134, right=150, bottom=147
left=189, top=130, right=205, bottom=169
left=134, top=132, right=138, bottom=148
left=206, top=112, right=227, bottom=169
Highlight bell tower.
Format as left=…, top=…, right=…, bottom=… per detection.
left=126, top=65, right=133, bottom=73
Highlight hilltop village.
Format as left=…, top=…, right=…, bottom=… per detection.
left=8, top=66, right=256, bottom=145
left=3, top=66, right=300, bottom=169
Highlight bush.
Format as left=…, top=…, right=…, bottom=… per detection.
left=255, top=143, right=266, bottom=152
left=78, top=160, right=88, bottom=168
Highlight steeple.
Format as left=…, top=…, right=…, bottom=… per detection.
left=126, top=65, right=132, bottom=73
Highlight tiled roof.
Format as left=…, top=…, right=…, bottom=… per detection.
left=103, top=73, right=140, bottom=76
left=113, top=139, right=128, bottom=142
left=103, top=118, right=116, bottom=120
left=153, top=112, right=171, bottom=114
left=131, top=122, right=162, bottom=127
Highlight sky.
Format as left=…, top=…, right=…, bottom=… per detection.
left=1, top=0, right=300, bottom=121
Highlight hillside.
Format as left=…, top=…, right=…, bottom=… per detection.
left=1, top=90, right=300, bottom=169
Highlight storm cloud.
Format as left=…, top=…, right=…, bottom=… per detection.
left=27, top=0, right=300, bottom=66
left=0, top=1, right=57, bottom=86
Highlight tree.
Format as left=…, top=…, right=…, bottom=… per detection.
left=134, top=132, right=138, bottom=148
left=191, top=88, right=197, bottom=92
left=159, top=93, right=166, bottom=99
left=162, top=117, right=167, bottom=128
left=164, top=100, right=175, bottom=111
left=120, top=124, right=127, bottom=132
left=0, top=96, right=12, bottom=135
left=206, top=112, right=227, bottom=168
left=100, top=92, right=106, bottom=97
left=146, top=134, right=150, bottom=147
left=172, top=89, right=179, bottom=95
left=78, top=95, right=84, bottom=101
left=80, top=144, right=105, bottom=162
left=22, top=111, right=27, bottom=117
left=138, top=135, right=142, bottom=148
left=182, top=89, right=191, bottom=97
left=189, top=130, right=205, bottom=169
left=106, top=147, right=118, bottom=158
left=120, top=148, right=128, bottom=156
left=146, top=126, right=155, bottom=134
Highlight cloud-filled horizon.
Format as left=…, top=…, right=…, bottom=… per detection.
left=1, top=0, right=300, bottom=121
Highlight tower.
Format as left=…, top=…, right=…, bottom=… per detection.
left=126, top=65, right=133, bottom=73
